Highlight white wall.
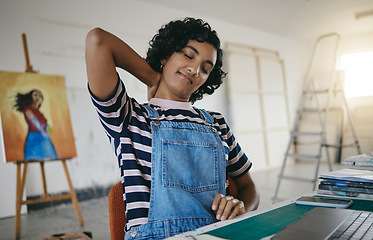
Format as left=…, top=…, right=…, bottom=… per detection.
left=1, top=0, right=373, bottom=219
left=0, top=0, right=319, bottom=218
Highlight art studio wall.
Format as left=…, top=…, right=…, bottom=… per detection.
left=1, top=0, right=373, bottom=218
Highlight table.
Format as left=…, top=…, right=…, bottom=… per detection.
left=169, top=196, right=373, bottom=240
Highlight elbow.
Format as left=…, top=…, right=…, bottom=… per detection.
left=86, top=27, right=106, bottom=48
left=252, top=185, right=260, bottom=211
left=246, top=190, right=260, bottom=212
left=244, top=185, right=260, bottom=212
left=252, top=193, right=260, bottom=211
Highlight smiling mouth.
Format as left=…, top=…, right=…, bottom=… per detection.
left=178, top=71, right=193, bottom=84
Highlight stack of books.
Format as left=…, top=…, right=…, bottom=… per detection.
left=317, top=168, right=373, bottom=199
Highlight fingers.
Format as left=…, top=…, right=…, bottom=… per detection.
left=211, top=194, right=245, bottom=221
left=211, top=193, right=223, bottom=211
left=228, top=199, right=245, bottom=220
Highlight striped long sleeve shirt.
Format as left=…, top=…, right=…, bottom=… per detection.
left=89, top=76, right=252, bottom=230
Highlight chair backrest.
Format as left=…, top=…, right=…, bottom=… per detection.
left=107, top=177, right=238, bottom=240
left=108, top=181, right=126, bottom=240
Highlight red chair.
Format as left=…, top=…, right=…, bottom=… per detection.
left=108, top=177, right=238, bottom=240
left=108, top=181, right=126, bottom=240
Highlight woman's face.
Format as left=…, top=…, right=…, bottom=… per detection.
left=155, top=40, right=217, bottom=102
left=31, top=91, right=43, bottom=107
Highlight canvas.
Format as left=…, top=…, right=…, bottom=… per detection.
left=0, top=71, right=77, bottom=162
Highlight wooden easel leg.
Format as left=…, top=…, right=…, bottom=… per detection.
left=21, top=163, right=28, bottom=197
left=15, top=163, right=21, bottom=238
left=62, top=160, right=84, bottom=226
left=15, top=163, right=22, bottom=239
left=15, top=162, right=28, bottom=239
left=40, top=161, right=48, bottom=197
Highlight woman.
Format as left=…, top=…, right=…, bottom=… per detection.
left=86, top=17, right=259, bottom=239
left=14, top=89, right=58, bottom=160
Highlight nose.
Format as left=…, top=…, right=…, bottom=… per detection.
left=188, top=63, right=200, bottom=77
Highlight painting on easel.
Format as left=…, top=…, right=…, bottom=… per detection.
left=0, top=70, right=77, bottom=162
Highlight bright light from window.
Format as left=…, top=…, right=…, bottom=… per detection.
left=340, top=51, right=373, bottom=97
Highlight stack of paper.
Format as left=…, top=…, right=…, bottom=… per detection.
left=342, top=152, right=373, bottom=166
left=318, top=168, right=373, bottom=199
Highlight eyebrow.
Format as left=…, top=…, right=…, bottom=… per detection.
left=185, top=46, right=215, bottom=67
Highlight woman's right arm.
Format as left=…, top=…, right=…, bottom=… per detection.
left=85, top=28, right=160, bottom=100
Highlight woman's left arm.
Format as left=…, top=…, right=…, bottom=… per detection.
left=212, top=172, right=259, bottom=221
left=235, top=172, right=260, bottom=212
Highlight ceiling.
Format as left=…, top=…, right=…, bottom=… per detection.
left=140, top=0, right=373, bottom=41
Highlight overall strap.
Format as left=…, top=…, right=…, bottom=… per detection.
left=195, top=108, right=214, bottom=125
left=142, top=104, right=159, bottom=119
left=144, top=104, right=214, bottom=125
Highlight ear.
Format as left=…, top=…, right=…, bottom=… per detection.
left=160, top=59, right=167, bottom=72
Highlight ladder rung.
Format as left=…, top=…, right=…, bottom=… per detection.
left=298, top=109, right=326, bottom=114
left=324, top=143, right=360, bottom=148
left=280, top=175, right=316, bottom=183
left=341, top=144, right=360, bottom=148
left=292, top=131, right=322, bottom=137
left=299, top=107, right=344, bottom=114
left=303, top=89, right=344, bottom=94
left=323, top=144, right=341, bottom=148
left=287, top=154, right=319, bottom=160
left=303, top=89, right=329, bottom=94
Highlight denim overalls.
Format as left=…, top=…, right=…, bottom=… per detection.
left=125, top=105, right=229, bottom=240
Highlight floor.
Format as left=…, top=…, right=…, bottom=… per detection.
left=0, top=162, right=343, bottom=240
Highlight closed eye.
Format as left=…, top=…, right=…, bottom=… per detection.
left=184, top=54, right=193, bottom=59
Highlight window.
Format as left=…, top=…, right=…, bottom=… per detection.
left=340, top=51, right=373, bottom=97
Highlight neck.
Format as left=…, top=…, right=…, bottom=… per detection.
left=31, top=103, right=39, bottom=108
left=149, top=98, right=193, bottom=111
left=153, top=90, right=189, bottom=102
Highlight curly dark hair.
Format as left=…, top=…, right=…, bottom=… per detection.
left=146, top=17, right=227, bottom=104
left=13, top=89, right=43, bottom=112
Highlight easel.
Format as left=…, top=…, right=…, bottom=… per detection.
left=14, top=34, right=84, bottom=239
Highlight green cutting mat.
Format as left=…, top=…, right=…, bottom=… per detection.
left=207, top=198, right=373, bottom=240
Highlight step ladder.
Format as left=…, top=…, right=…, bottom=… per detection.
left=272, top=33, right=361, bottom=202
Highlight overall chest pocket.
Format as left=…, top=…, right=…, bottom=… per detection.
left=161, top=139, right=218, bottom=193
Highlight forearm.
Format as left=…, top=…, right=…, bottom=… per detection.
left=85, top=28, right=158, bottom=99
left=238, top=184, right=260, bottom=212
left=107, top=31, right=156, bottom=86
left=236, top=172, right=260, bottom=212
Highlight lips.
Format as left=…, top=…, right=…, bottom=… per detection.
left=178, top=71, right=193, bottom=84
